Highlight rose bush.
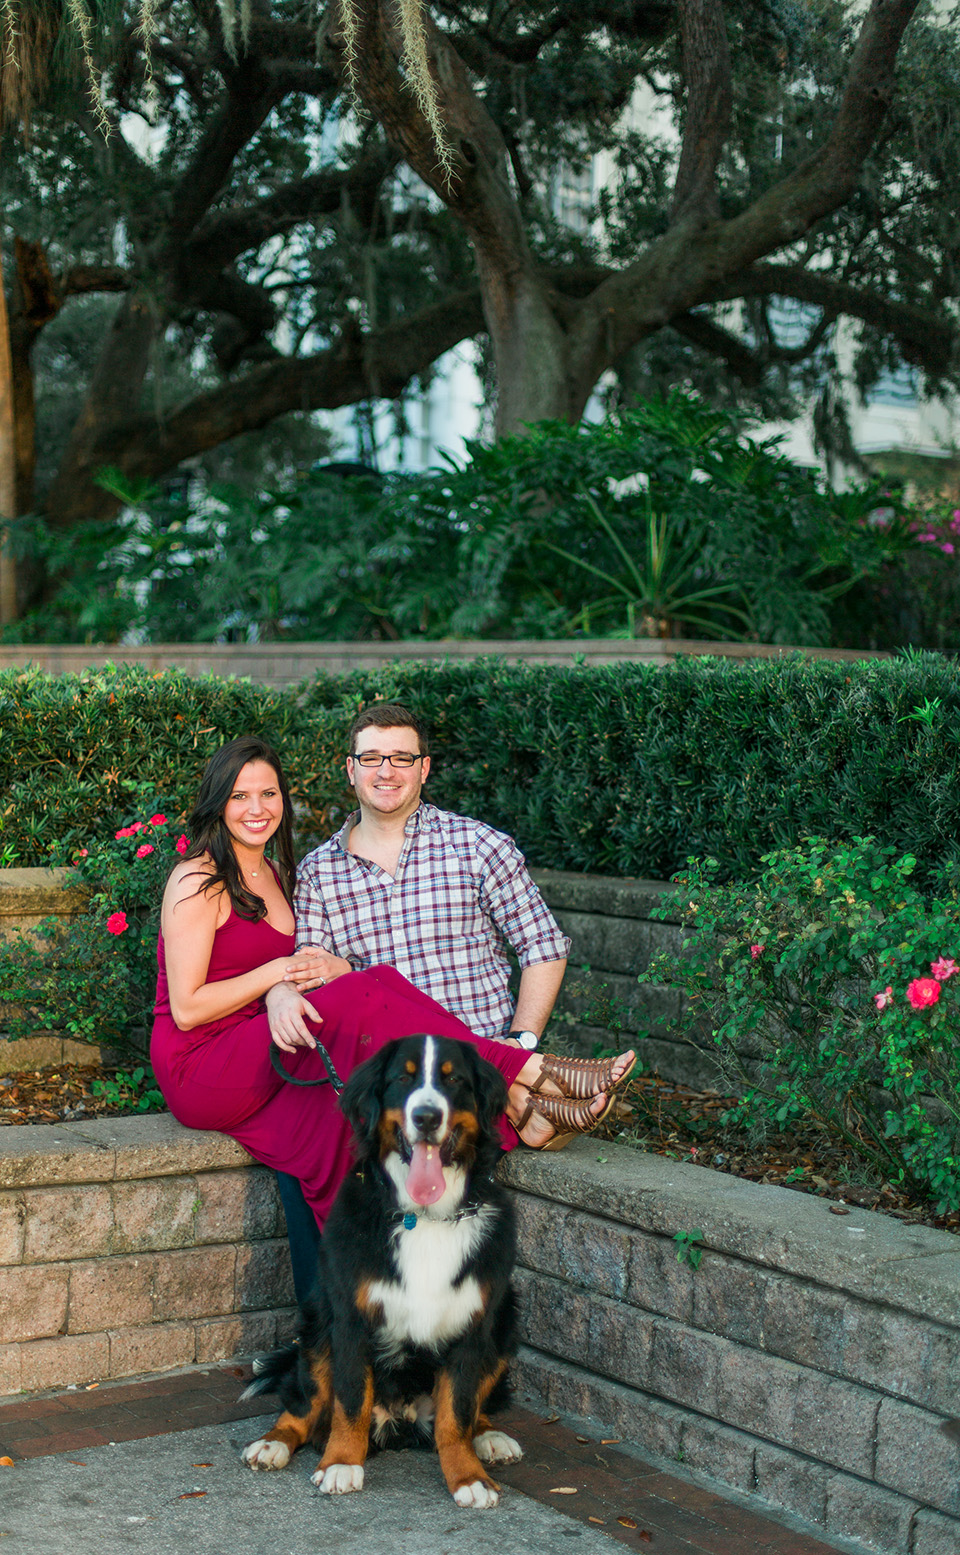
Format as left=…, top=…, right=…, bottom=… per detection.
left=0, top=797, right=187, bottom=1057
left=643, top=837, right=960, bottom=1212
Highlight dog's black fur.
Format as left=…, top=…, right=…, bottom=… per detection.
left=242, top=1034, right=522, bottom=1507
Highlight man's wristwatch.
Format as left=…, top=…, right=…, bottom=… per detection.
left=508, top=1029, right=539, bottom=1050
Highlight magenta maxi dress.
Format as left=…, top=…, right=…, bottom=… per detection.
left=150, top=906, right=529, bottom=1229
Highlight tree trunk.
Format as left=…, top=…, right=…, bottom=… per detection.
left=0, top=243, right=17, bottom=623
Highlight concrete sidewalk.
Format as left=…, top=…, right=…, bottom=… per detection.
left=0, top=1365, right=850, bottom=1555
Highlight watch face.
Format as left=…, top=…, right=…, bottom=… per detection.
left=511, top=1030, right=539, bottom=1049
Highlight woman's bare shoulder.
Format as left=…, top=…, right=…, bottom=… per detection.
left=163, top=855, right=222, bottom=915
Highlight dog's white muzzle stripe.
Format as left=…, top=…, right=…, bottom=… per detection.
left=403, top=1036, right=451, bottom=1140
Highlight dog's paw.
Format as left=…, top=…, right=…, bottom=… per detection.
left=242, top=1438, right=291, bottom=1471
left=312, top=1463, right=365, bottom=1494
left=453, top=1479, right=500, bottom=1509
left=473, top=1430, right=522, bottom=1465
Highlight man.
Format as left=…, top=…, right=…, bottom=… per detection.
left=267, top=701, right=570, bottom=1049
left=265, top=702, right=571, bottom=1298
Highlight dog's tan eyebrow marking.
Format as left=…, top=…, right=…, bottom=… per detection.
left=405, top=1060, right=417, bottom=1074
left=441, top=1061, right=453, bottom=1076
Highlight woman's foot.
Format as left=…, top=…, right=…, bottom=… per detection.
left=515, top=1048, right=635, bottom=1098
left=512, top=1087, right=613, bottom=1151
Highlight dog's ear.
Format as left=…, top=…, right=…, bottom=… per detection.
left=339, top=1045, right=393, bottom=1151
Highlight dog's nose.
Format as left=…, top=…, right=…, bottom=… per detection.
left=410, top=1103, right=443, bottom=1137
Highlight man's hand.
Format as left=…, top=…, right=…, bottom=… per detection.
left=266, top=982, right=323, bottom=1053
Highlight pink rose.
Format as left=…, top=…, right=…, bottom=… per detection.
left=907, top=977, right=940, bottom=1010
left=750, top=944, right=763, bottom=960
left=106, top=912, right=128, bottom=935
left=874, top=986, right=893, bottom=1010
left=75, top=848, right=89, bottom=859
left=115, top=827, right=135, bottom=839
left=136, top=844, right=155, bottom=858
left=149, top=813, right=167, bottom=826
left=130, top=821, right=145, bottom=833
left=175, top=835, right=190, bottom=855
left=931, top=957, right=958, bottom=981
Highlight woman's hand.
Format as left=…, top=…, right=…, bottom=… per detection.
left=285, top=945, right=352, bottom=984
left=275, top=948, right=330, bottom=992
left=266, top=982, right=324, bottom=1052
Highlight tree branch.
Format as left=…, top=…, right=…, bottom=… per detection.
left=52, top=287, right=485, bottom=512
left=713, top=263, right=959, bottom=375
left=670, top=0, right=732, bottom=223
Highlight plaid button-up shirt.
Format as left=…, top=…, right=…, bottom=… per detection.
left=295, top=802, right=570, bottom=1039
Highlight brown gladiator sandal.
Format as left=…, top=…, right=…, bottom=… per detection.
left=514, top=1088, right=617, bottom=1152
left=534, top=1052, right=637, bottom=1101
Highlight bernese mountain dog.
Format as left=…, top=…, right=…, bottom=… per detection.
left=241, top=1033, right=523, bottom=1509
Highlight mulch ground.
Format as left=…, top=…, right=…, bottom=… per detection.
left=2, top=1059, right=957, bottom=1236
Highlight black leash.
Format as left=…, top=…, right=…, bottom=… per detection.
left=269, top=1038, right=345, bottom=1093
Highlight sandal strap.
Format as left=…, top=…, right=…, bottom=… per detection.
left=522, top=1089, right=610, bottom=1135
left=539, top=1052, right=627, bottom=1100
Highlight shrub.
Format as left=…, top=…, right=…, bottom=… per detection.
left=0, top=806, right=188, bottom=1053
left=6, top=655, right=960, bottom=889
left=643, top=838, right=960, bottom=1212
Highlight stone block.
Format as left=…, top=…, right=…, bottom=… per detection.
left=515, top=1269, right=592, bottom=1367
left=627, top=1230, right=695, bottom=1322
left=793, top=1372, right=880, bottom=1478
left=195, top=1310, right=278, bottom=1364
left=19, top=1332, right=109, bottom=1393
left=760, top=1273, right=848, bottom=1373
left=110, top=1175, right=200, bottom=1253
left=649, top=1319, right=722, bottom=1416
left=68, top=1255, right=156, bottom=1335
left=675, top=1415, right=758, bottom=1495
left=108, top=1320, right=196, bottom=1378
left=875, top=1398, right=960, bottom=1517
left=22, top=1184, right=114, bottom=1263
left=514, top=1344, right=684, bottom=1463
left=842, top=1304, right=960, bottom=1417
left=0, top=1123, right=116, bottom=1190
left=714, top=1342, right=800, bottom=1446
left=587, top=1295, right=653, bottom=1392
left=558, top=911, right=664, bottom=976
left=152, top=1245, right=237, bottom=1321
left=825, top=1472, right=917, bottom=1552
left=0, top=1343, right=20, bottom=1396
left=0, top=1190, right=24, bottom=1264
left=753, top=1440, right=830, bottom=1529
left=692, top=1253, right=768, bottom=1345
left=104, top=1113, right=252, bottom=1179
left=234, top=1238, right=294, bottom=1311
left=912, top=1507, right=960, bottom=1555
left=0, top=1262, right=69, bottom=1343
left=559, top=1211, right=632, bottom=1300
left=513, top=1194, right=566, bottom=1276
left=192, top=1167, right=280, bottom=1245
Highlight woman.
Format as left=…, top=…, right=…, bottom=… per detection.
left=151, top=737, right=634, bottom=1232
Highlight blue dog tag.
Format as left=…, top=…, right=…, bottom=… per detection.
left=403, top=1212, right=417, bottom=1230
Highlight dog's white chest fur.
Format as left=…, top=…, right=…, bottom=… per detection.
left=368, top=1214, right=487, bottom=1354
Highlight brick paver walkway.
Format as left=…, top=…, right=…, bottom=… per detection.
left=0, top=1366, right=847, bottom=1555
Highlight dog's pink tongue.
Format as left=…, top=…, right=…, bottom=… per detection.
left=406, top=1142, right=446, bottom=1205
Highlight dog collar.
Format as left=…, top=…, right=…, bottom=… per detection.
left=391, top=1203, right=482, bottom=1230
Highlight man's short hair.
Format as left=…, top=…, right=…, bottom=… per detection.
left=349, top=702, right=430, bottom=756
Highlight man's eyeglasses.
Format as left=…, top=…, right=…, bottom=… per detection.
left=352, top=752, right=425, bottom=768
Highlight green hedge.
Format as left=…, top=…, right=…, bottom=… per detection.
left=3, top=656, right=960, bottom=885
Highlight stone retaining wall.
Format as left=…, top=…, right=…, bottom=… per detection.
left=502, top=1142, right=960, bottom=1555
left=0, top=867, right=99, bottom=1073
left=0, top=1115, right=294, bottom=1396
left=2, top=1112, right=957, bottom=1555
left=533, top=868, right=713, bottom=1089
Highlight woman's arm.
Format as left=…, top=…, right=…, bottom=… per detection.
left=161, top=863, right=323, bottom=1031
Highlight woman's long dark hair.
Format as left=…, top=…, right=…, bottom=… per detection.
left=181, top=737, right=297, bottom=921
